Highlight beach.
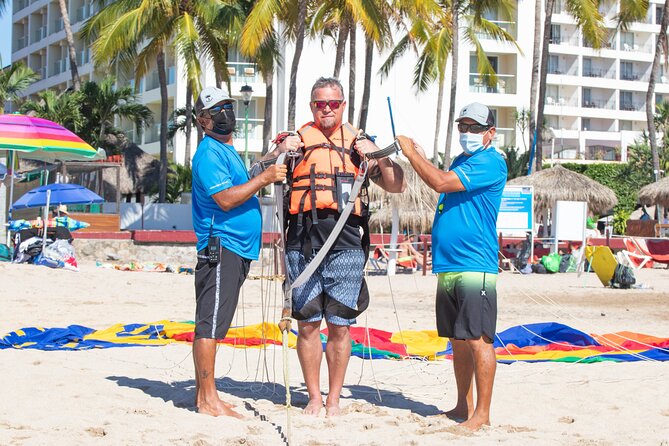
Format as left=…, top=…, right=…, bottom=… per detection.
left=1, top=260, right=668, bottom=445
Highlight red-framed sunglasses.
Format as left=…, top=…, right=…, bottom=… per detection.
left=311, top=99, right=344, bottom=110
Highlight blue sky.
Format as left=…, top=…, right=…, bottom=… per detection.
left=1, top=9, right=11, bottom=66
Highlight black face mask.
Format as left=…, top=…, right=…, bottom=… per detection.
left=211, top=109, right=236, bottom=135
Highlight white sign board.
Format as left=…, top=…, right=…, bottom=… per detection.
left=497, top=185, right=533, bottom=234
left=553, top=200, right=587, bottom=242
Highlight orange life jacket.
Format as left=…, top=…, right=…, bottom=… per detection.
left=289, top=121, right=364, bottom=218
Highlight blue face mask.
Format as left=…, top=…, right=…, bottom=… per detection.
left=459, top=132, right=486, bottom=155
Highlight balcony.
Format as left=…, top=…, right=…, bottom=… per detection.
left=620, top=71, right=649, bottom=82
left=14, top=0, right=29, bottom=13
left=226, top=62, right=261, bottom=84
left=474, top=21, right=517, bottom=40
left=75, top=4, right=94, bottom=23
left=144, top=66, right=176, bottom=91
left=586, top=145, right=620, bottom=161
left=492, top=128, right=515, bottom=148
left=550, top=34, right=580, bottom=46
left=582, top=68, right=616, bottom=79
left=52, top=58, right=69, bottom=76
left=32, top=26, right=47, bottom=44
left=78, top=49, right=90, bottom=66
left=52, top=18, right=64, bottom=34
left=582, top=99, right=615, bottom=110
left=622, top=41, right=653, bottom=53
left=548, top=64, right=579, bottom=76
left=546, top=97, right=579, bottom=107
left=468, top=74, right=516, bottom=94
left=619, top=102, right=644, bottom=112
left=16, top=35, right=29, bottom=51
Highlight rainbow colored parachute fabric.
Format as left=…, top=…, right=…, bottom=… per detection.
left=1, top=321, right=668, bottom=363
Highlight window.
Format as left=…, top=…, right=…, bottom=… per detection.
left=657, top=6, right=663, bottom=25
left=550, top=25, right=561, bottom=43
left=583, top=58, right=592, bottom=76
left=549, top=55, right=560, bottom=74
left=621, top=32, right=635, bottom=51
left=620, top=91, right=633, bottom=110
left=621, top=62, right=634, bottom=80
left=657, top=94, right=665, bottom=105
left=582, top=118, right=590, bottom=131
left=620, top=120, right=633, bottom=131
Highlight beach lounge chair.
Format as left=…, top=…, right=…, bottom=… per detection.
left=621, top=238, right=653, bottom=269
left=631, top=238, right=669, bottom=268
left=369, top=245, right=417, bottom=274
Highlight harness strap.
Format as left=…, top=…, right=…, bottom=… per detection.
left=309, top=164, right=318, bottom=223
left=288, top=160, right=369, bottom=291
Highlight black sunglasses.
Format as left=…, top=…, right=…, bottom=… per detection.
left=208, top=102, right=234, bottom=116
left=457, top=122, right=490, bottom=133
left=312, top=99, right=344, bottom=110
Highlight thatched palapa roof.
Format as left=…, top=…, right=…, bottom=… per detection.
left=638, top=176, right=669, bottom=208
left=508, top=164, right=617, bottom=214
left=368, top=160, right=439, bottom=233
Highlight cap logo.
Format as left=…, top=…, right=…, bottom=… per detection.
left=205, top=95, right=213, bottom=103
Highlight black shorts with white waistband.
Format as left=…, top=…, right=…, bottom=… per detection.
left=194, top=245, right=250, bottom=340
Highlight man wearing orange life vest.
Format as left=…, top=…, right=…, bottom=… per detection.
left=281, top=77, right=405, bottom=417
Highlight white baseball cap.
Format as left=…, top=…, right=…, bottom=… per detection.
left=195, top=87, right=232, bottom=114
left=455, top=102, right=495, bottom=126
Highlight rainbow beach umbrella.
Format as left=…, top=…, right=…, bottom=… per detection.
left=0, top=114, right=105, bottom=162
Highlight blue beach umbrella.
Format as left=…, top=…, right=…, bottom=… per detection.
left=12, top=183, right=104, bottom=210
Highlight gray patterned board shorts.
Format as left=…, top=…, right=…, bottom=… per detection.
left=286, top=249, right=366, bottom=326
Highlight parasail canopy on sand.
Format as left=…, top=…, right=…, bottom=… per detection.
left=508, top=164, right=617, bottom=214
left=638, top=176, right=669, bottom=208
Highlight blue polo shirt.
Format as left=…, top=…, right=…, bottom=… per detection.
left=431, top=148, right=507, bottom=274
left=191, top=136, right=261, bottom=260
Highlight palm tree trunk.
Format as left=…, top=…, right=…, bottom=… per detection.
left=535, top=0, right=555, bottom=173
left=333, top=18, right=349, bottom=78
left=443, top=2, right=459, bottom=171
left=287, top=0, right=307, bottom=131
left=348, top=25, right=356, bottom=124
left=358, top=40, right=373, bottom=130
left=157, top=50, right=169, bottom=203
left=58, top=0, right=80, bottom=91
left=529, top=0, right=542, bottom=164
left=184, top=83, right=193, bottom=168
left=647, top=0, right=669, bottom=184
left=432, top=72, right=445, bottom=165
left=263, top=71, right=273, bottom=155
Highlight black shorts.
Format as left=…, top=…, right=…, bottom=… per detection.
left=194, top=245, right=250, bottom=340
left=435, top=272, right=498, bottom=341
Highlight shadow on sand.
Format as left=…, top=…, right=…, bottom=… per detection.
left=106, top=375, right=442, bottom=417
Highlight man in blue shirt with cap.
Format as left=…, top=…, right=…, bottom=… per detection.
left=398, top=102, right=507, bottom=430
left=190, top=86, right=293, bottom=417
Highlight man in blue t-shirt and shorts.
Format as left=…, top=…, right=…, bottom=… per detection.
left=399, top=102, right=507, bottom=430
left=191, top=87, right=292, bottom=417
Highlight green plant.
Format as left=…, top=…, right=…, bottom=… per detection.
left=164, top=162, right=192, bottom=203
left=613, top=208, right=632, bottom=235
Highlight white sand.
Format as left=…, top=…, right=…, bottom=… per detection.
left=1, top=260, right=668, bottom=445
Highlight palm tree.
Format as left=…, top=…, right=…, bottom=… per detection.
left=57, top=0, right=80, bottom=90
left=530, top=0, right=645, bottom=172
left=646, top=0, right=669, bottom=183
left=381, top=1, right=516, bottom=167
left=19, top=89, right=85, bottom=132
left=79, top=76, right=153, bottom=149
left=83, top=0, right=233, bottom=202
left=0, top=62, right=39, bottom=114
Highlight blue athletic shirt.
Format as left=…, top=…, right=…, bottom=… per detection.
left=191, top=136, right=261, bottom=260
left=431, top=147, right=507, bottom=274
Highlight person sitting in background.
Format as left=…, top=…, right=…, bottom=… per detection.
left=398, top=234, right=430, bottom=270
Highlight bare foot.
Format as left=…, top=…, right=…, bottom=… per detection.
left=325, top=404, right=342, bottom=417
left=195, top=392, right=235, bottom=409
left=197, top=398, right=243, bottom=418
left=459, top=414, right=490, bottom=431
left=303, top=398, right=323, bottom=416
